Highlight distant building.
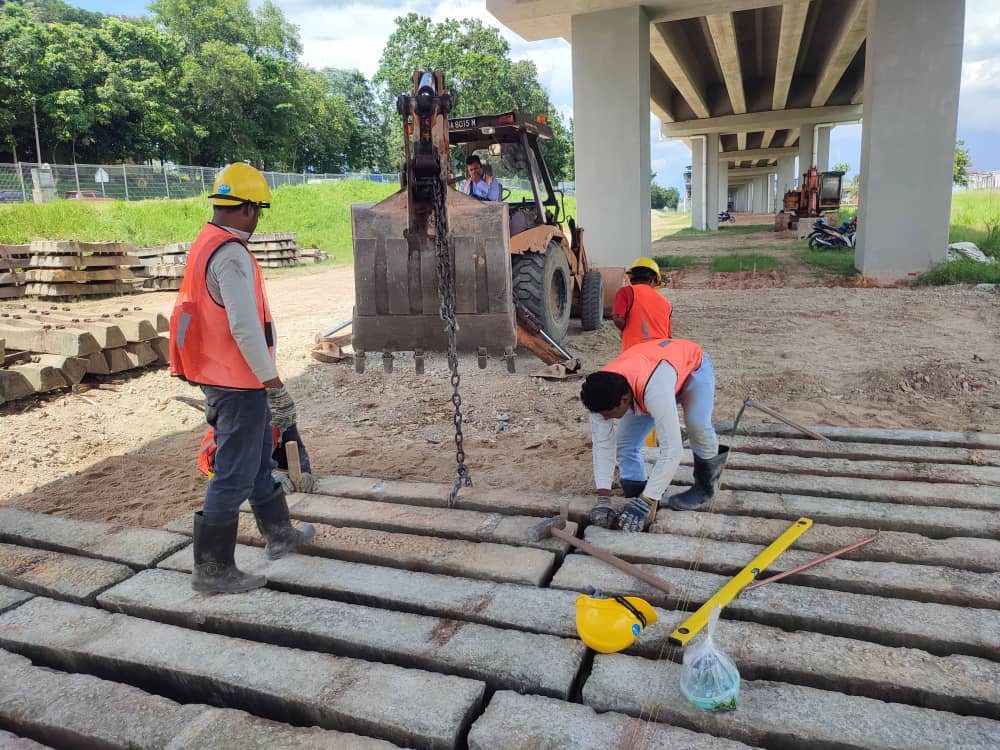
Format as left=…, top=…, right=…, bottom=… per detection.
left=968, top=170, right=1000, bottom=190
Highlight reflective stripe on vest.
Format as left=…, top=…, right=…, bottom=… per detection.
left=604, top=338, right=703, bottom=413
left=168, top=223, right=273, bottom=389
left=621, top=284, right=673, bottom=351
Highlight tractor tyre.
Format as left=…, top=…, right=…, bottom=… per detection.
left=579, top=270, right=604, bottom=331
left=512, top=241, right=572, bottom=343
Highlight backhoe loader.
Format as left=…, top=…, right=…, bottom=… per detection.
left=350, top=69, right=604, bottom=374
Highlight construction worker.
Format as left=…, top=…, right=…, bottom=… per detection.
left=462, top=155, right=500, bottom=201
left=612, top=258, right=672, bottom=351
left=169, top=162, right=315, bottom=594
left=580, top=337, right=728, bottom=532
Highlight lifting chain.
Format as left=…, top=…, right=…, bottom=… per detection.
left=432, top=176, right=472, bottom=507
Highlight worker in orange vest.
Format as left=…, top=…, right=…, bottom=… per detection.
left=169, top=163, right=314, bottom=594
left=612, top=258, right=672, bottom=351
left=580, top=338, right=729, bottom=532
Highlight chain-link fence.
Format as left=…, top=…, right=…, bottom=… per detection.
left=0, top=161, right=574, bottom=203
left=0, top=162, right=405, bottom=203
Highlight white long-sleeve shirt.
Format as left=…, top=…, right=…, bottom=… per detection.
left=205, top=228, right=278, bottom=384
left=591, top=364, right=683, bottom=501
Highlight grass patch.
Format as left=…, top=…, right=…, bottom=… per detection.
left=919, top=259, right=1000, bottom=285
left=664, top=223, right=773, bottom=240
left=798, top=248, right=858, bottom=276
left=710, top=254, right=782, bottom=273
left=0, top=181, right=575, bottom=266
left=949, top=190, right=1000, bottom=256
left=652, top=255, right=698, bottom=270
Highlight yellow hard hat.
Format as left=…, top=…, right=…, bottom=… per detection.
left=575, top=594, right=658, bottom=653
left=209, top=163, right=272, bottom=207
left=627, top=257, right=661, bottom=284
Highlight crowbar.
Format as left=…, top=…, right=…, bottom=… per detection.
left=743, top=531, right=880, bottom=592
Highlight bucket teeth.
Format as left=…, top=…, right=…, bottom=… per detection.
left=414, top=350, right=425, bottom=374
left=382, top=352, right=394, bottom=373
left=504, top=347, right=516, bottom=374
left=355, top=350, right=365, bottom=374
left=477, top=347, right=488, bottom=369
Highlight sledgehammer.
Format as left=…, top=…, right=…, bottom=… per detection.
left=529, top=508, right=673, bottom=595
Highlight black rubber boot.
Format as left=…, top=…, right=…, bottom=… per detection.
left=251, top=487, right=316, bottom=560
left=668, top=446, right=730, bottom=511
left=191, top=512, right=267, bottom=594
left=620, top=479, right=648, bottom=498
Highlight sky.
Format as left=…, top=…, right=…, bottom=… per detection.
left=70, top=0, right=1000, bottom=192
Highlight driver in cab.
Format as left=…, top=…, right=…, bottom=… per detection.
left=461, top=155, right=500, bottom=201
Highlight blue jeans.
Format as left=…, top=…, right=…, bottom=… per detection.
left=617, top=353, right=719, bottom=482
left=201, top=386, right=277, bottom=519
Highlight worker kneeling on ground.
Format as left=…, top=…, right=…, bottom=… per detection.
left=612, top=258, right=673, bottom=351
left=169, top=162, right=315, bottom=594
left=580, top=338, right=729, bottom=532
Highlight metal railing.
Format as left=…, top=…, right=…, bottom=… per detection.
left=0, top=161, right=575, bottom=202
left=0, top=162, right=406, bottom=203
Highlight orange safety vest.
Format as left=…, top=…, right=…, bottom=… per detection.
left=604, top=338, right=703, bottom=414
left=169, top=223, right=273, bottom=389
left=621, top=284, right=673, bottom=351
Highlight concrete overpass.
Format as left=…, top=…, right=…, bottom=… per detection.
left=486, top=0, right=965, bottom=278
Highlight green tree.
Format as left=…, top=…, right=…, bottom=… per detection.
left=954, top=139, right=970, bottom=187
left=323, top=68, right=390, bottom=171
left=374, top=14, right=572, bottom=179
left=833, top=162, right=850, bottom=174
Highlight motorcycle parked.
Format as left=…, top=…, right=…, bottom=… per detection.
left=718, top=210, right=736, bottom=224
left=808, top=216, right=856, bottom=249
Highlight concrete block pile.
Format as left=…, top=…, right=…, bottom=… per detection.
left=247, top=232, right=301, bottom=268
left=130, top=242, right=190, bottom=292
left=0, top=305, right=168, bottom=405
left=0, top=423, right=997, bottom=748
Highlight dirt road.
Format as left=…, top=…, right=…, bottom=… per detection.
left=2, top=228, right=998, bottom=528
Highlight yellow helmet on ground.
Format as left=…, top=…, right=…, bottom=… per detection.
left=210, top=163, right=272, bottom=207
left=576, top=593, right=659, bottom=653
left=627, top=257, right=661, bottom=284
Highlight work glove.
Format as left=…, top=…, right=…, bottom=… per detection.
left=272, top=469, right=295, bottom=494
left=618, top=495, right=657, bottom=533
left=267, top=385, right=297, bottom=431
left=589, top=496, right=621, bottom=529
left=271, top=470, right=315, bottom=494
left=297, top=472, right=316, bottom=493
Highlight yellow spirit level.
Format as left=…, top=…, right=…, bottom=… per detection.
left=669, top=517, right=813, bottom=647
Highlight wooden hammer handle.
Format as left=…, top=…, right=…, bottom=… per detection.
left=285, top=440, right=302, bottom=492
left=550, top=526, right=673, bottom=595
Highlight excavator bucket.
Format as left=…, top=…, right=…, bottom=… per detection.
left=351, top=188, right=516, bottom=359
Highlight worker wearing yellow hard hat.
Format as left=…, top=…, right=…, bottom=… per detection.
left=576, top=592, right=658, bottom=653
left=208, top=162, right=272, bottom=208
left=612, top=257, right=673, bottom=353
left=170, top=162, right=314, bottom=595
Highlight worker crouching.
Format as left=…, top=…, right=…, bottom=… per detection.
left=169, top=163, right=315, bottom=594
left=581, top=338, right=729, bottom=532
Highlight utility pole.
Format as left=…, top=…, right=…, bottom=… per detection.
left=30, top=97, right=42, bottom=167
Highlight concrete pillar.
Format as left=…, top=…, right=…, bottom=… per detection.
left=798, top=125, right=814, bottom=174
left=691, top=138, right=707, bottom=230
left=571, top=7, right=650, bottom=264
left=857, top=0, right=964, bottom=277
left=706, top=133, right=720, bottom=229
left=815, top=126, right=832, bottom=172
left=690, top=133, right=720, bottom=230
left=751, top=176, right=767, bottom=213
left=718, top=165, right=729, bottom=213
left=777, top=157, right=796, bottom=199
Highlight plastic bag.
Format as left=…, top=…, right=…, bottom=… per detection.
left=679, top=606, right=740, bottom=711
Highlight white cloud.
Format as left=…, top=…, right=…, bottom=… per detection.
left=278, top=0, right=1000, bottom=176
